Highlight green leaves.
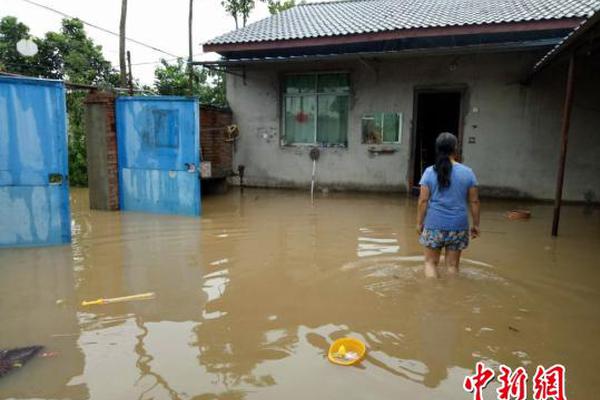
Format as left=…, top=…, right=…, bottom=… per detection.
left=221, top=0, right=255, bottom=28
left=265, top=0, right=296, bottom=15
left=154, top=58, right=226, bottom=107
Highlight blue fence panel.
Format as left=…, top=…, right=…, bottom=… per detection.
left=0, top=75, right=71, bottom=247
left=116, top=96, right=200, bottom=216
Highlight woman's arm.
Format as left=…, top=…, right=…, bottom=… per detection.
left=468, top=186, right=480, bottom=238
left=416, top=185, right=430, bottom=234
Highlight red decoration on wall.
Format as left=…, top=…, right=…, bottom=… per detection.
left=295, top=111, right=309, bottom=123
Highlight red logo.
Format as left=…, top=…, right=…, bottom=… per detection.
left=496, top=365, right=528, bottom=400
left=464, top=362, right=495, bottom=400
left=533, top=365, right=567, bottom=400
left=464, top=363, right=567, bottom=400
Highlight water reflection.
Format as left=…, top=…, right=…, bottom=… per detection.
left=0, top=188, right=599, bottom=399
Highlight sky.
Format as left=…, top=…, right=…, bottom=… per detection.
left=1, top=0, right=272, bottom=84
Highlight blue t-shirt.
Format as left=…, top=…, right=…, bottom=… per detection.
left=419, top=163, right=478, bottom=231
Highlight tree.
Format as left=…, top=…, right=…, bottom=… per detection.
left=154, top=58, right=226, bottom=107
left=0, top=17, right=35, bottom=74
left=222, top=0, right=239, bottom=29
left=265, top=0, right=296, bottom=14
left=221, top=0, right=255, bottom=28
left=239, top=0, right=255, bottom=27
left=0, top=16, right=119, bottom=186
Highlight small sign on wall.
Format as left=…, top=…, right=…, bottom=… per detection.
left=201, top=161, right=212, bottom=178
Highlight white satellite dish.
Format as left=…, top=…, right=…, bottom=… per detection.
left=16, top=38, right=38, bottom=57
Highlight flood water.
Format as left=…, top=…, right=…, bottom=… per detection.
left=1, top=188, right=599, bottom=399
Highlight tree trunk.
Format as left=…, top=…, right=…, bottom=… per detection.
left=234, top=15, right=239, bottom=29
left=188, top=0, right=194, bottom=95
left=119, top=0, right=128, bottom=87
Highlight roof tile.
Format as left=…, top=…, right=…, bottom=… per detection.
left=206, top=0, right=600, bottom=45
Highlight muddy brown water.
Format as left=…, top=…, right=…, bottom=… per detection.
left=1, top=188, right=599, bottom=399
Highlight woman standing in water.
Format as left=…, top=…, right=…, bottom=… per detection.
left=416, top=132, right=480, bottom=278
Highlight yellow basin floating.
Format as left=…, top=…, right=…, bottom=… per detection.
left=328, top=337, right=366, bottom=366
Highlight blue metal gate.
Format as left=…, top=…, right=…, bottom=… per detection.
left=116, top=96, right=201, bottom=216
left=0, top=76, right=71, bottom=247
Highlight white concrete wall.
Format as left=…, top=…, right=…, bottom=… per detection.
left=226, top=51, right=600, bottom=201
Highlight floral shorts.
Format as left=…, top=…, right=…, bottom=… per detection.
left=419, top=229, right=469, bottom=251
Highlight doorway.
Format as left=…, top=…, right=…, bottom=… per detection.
left=411, top=90, right=463, bottom=189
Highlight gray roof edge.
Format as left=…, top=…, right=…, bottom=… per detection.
left=196, top=38, right=561, bottom=66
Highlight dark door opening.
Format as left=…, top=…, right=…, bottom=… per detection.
left=412, top=91, right=462, bottom=189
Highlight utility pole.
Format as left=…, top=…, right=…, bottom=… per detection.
left=188, top=0, right=194, bottom=95
left=119, top=0, right=128, bottom=87
left=127, top=50, right=133, bottom=95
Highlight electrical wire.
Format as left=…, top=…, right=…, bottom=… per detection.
left=18, top=0, right=181, bottom=58
left=131, top=53, right=204, bottom=66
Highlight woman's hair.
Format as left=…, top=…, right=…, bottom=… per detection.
left=434, top=132, right=457, bottom=188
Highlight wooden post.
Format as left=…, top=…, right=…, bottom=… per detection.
left=119, top=0, right=128, bottom=87
left=188, top=0, right=194, bottom=95
left=126, top=50, right=133, bottom=95
left=551, top=54, right=576, bottom=236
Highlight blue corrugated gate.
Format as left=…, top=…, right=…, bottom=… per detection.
left=0, top=76, right=71, bottom=247
left=116, top=96, right=201, bottom=216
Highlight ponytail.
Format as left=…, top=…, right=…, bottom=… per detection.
left=433, top=132, right=458, bottom=188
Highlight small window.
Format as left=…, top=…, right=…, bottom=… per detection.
left=142, top=109, right=179, bottom=148
left=283, top=72, right=350, bottom=146
left=361, top=112, right=402, bottom=144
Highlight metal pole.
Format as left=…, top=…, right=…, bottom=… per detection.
left=551, top=54, right=576, bottom=236
left=126, top=50, right=133, bottom=95
left=311, top=160, right=316, bottom=203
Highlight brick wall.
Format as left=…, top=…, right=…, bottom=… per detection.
left=84, top=91, right=119, bottom=210
left=200, top=105, right=234, bottom=178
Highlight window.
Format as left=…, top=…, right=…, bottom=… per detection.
left=283, top=73, right=350, bottom=146
left=142, top=109, right=179, bottom=149
left=361, top=112, right=402, bottom=144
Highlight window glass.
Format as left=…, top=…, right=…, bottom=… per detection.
left=317, top=73, right=350, bottom=93
left=284, top=74, right=316, bottom=94
left=383, top=113, right=401, bottom=143
left=317, top=95, right=348, bottom=145
left=284, top=96, right=316, bottom=143
left=283, top=73, right=349, bottom=145
left=361, top=112, right=401, bottom=144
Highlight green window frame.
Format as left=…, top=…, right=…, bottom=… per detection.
left=361, top=112, right=403, bottom=144
left=282, top=72, right=350, bottom=146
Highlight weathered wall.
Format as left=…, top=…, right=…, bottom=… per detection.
left=200, top=105, right=234, bottom=178
left=84, top=91, right=119, bottom=210
left=226, top=51, right=600, bottom=201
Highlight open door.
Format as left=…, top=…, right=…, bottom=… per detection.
left=0, top=76, right=71, bottom=247
left=116, top=96, right=200, bottom=216
left=412, top=90, right=463, bottom=190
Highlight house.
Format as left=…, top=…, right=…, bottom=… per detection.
left=202, top=0, right=600, bottom=202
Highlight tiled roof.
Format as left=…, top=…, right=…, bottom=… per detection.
left=534, top=4, right=600, bottom=70
left=206, top=0, right=600, bottom=45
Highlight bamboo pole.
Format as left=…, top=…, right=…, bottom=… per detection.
left=551, top=54, right=576, bottom=237
left=81, top=292, right=156, bottom=306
